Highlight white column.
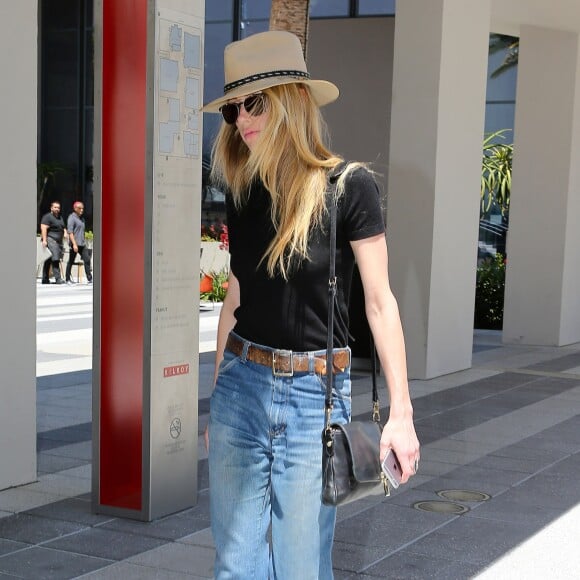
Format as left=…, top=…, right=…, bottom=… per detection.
left=387, top=0, right=491, bottom=379
left=0, top=1, right=37, bottom=490
left=503, top=26, right=580, bottom=345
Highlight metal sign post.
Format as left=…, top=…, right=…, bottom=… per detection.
left=93, top=0, right=204, bottom=521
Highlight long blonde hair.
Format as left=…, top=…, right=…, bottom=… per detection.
left=210, top=83, right=343, bottom=279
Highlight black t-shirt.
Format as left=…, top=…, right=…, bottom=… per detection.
left=227, top=165, right=385, bottom=351
left=41, top=212, right=65, bottom=241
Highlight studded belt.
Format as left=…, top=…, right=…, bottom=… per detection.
left=225, top=334, right=350, bottom=377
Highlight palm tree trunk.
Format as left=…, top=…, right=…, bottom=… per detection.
left=270, top=0, right=310, bottom=57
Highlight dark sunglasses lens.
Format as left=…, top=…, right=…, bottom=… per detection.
left=220, top=94, right=266, bottom=124
left=244, top=94, right=264, bottom=115
left=220, top=103, right=238, bottom=124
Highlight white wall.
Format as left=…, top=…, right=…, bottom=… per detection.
left=0, top=0, right=38, bottom=490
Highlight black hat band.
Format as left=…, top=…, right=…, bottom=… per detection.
left=224, top=69, right=311, bottom=94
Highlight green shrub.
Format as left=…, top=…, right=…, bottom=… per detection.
left=474, top=253, right=506, bottom=329
left=200, top=269, right=229, bottom=302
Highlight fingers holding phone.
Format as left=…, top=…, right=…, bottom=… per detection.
left=381, top=448, right=403, bottom=489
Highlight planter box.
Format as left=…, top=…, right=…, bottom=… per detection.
left=200, top=241, right=230, bottom=275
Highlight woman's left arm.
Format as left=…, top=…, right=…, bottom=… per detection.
left=351, top=233, right=420, bottom=483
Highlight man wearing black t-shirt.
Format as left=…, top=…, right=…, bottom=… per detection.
left=40, top=201, right=68, bottom=284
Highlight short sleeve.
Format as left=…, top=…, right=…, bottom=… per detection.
left=340, top=166, right=385, bottom=241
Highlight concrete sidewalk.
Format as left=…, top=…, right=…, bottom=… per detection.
left=0, top=282, right=579, bottom=578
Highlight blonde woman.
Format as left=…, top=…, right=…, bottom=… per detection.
left=203, top=31, right=420, bottom=579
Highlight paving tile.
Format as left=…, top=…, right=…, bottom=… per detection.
left=0, top=539, right=30, bottom=557
left=534, top=415, right=580, bottom=444
left=101, top=493, right=210, bottom=541
left=42, top=441, right=92, bottom=461
left=0, top=489, right=67, bottom=514
left=178, top=528, right=214, bottom=549
left=333, top=502, right=455, bottom=551
left=525, top=352, right=580, bottom=373
left=414, top=476, right=507, bottom=499
left=382, top=488, right=465, bottom=511
left=127, top=542, right=215, bottom=577
left=546, top=451, right=580, bottom=478
left=81, top=561, right=204, bottom=578
left=420, top=446, right=481, bottom=466
left=436, top=463, right=528, bottom=487
left=0, top=546, right=112, bottom=579
left=44, top=527, right=168, bottom=561
left=25, top=497, right=113, bottom=526
left=414, top=459, right=465, bottom=478
left=25, top=473, right=91, bottom=498
left=363, top=549, right=481, bottom=579
left=488, top=441, right=568, bottom=463
left=401, top=515, right=530, bottom=567
left=510, top=471, right=580, bottom=511
left=472, top=502, right=580, bottom=579
left=512, top=431, right=580, bottom=454
left=37, top=422, right=91, bottom=451
left=0, top=513, right=87, bottom=544
left=468, top=451, right=553, bottom=474
left=37, top=453, right=88, bottom=475
left=60, top=465, right=91, bottom=481
left=465, top=493, right=564, bottom=528
left=331, top=540, right=391, bottom=573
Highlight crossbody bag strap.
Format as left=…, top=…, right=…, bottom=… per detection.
left=324, top=191, right=337, bottom=429
left=323, top=168, right=381, bottom=432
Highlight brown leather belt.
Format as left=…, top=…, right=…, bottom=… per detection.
left=225, top=334, right=350, bottom=376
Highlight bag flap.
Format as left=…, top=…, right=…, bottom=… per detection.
left=333, top=421, right=382, bottom=483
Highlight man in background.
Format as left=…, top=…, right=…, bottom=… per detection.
left=40, top=201, right=67, bottom=285
left=65, top=201, right=92, bottom=284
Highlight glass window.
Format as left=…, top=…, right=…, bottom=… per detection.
left=85, top=30, right=94, bottom=106
left=44, top=30, right=80, bottom=108
left=85, top=0, right=93, bottom=27
left=43, top=109, right=79, bottom=167
left=241, top=19, right=269, bottom=38
left=43, top=0, right=79, bottom=30
left=241, top=0, right=271, bottom=20
left=203, top=22, right=233, bottom=105
left=206, top=0, right=233, bottom=22
left=358, top=0, right=396, bottom=15
left=310, top=0, right=349, bottom=18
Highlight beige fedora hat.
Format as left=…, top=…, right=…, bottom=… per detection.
left=202, top=30, right=339, bottom=113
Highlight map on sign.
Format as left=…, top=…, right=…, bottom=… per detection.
left=158, top=20, right=202, bottom=158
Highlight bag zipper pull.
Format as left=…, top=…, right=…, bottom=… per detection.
left=381, top=472, right=391, bottom=496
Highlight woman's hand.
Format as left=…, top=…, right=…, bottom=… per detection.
left=380, top=415, right=420, bottom=484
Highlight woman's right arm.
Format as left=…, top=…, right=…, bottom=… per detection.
left=213, top=270, right=240, bottom=385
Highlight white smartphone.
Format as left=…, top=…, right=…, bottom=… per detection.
left=381, top=449, right=403, bottom=489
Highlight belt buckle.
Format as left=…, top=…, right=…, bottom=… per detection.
left=272, top=349, right=293, bottom=377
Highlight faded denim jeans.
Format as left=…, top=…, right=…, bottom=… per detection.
left=209, top=333, right=351, bottom=579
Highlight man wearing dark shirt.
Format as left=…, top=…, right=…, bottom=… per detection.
left=65, top=201, right=92, bottom=284
left=40, top=201, right=67, bottom=284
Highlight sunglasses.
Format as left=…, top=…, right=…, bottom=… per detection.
left=219, top=93, right=267, bottom=124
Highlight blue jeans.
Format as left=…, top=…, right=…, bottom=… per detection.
left=209, top=333, right=351, bottom=580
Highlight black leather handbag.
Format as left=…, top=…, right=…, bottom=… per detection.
left=321, top=190, right=389, bottom=506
